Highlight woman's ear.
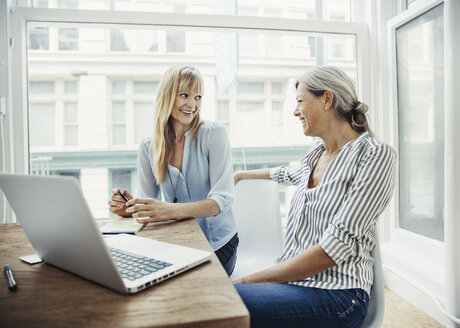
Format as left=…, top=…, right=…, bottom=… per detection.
left=323, top=90, right=334, bottom=111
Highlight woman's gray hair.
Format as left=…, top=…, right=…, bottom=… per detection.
left=295, top=66, right=371, bottom=135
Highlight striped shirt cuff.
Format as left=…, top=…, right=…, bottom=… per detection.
left=319, top=223, right=357, bottom=265
left=270, top=166, right=283, bottom=182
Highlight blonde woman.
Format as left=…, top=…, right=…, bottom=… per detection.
left=109, top=65, right=238, bottom=276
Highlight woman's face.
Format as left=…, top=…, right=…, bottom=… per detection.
left=294, top=85, right=326, bottom=137
left=170, top=89, right=202, bottom=129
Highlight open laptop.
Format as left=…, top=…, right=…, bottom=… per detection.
left=0, top=173, right=212, bottom=294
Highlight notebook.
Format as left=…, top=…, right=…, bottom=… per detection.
left=99, top=217, right=146, bottom=234
left=0, top=173, right=212, bottom=294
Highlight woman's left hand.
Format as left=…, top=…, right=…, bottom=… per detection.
left=125, top=198, right=181, bottom=224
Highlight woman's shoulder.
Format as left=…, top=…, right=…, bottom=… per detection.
left=357, top=133, right=397, bottom=161
left=139, top=136, right=153, bottom=154
left=197, top=120, right=228, bottom=139
left=198, top=120, right=226, bottom=133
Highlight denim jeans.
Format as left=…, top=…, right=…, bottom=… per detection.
left=215, top=233, right=239, bottom=276
left=234, top=283, right=369, bottom=328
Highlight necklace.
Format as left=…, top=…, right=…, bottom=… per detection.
left=167, top=170, right=180, bottom=203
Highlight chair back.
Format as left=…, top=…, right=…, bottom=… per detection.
left=361, top=234, right=385, bottom=328
left=230, top=179, right=284, bottom=279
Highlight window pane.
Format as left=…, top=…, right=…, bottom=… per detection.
left=65, top=81, right=77, bottom=93
left=112, top=80, right=125, bottom=94
left=65, top=102, right=78, bottom=123
left=65, top=126, right=78, bottom=146
left=133, top=81, right=158, bottom=94
left=29, top=81, right=54, bottom=94
left=396, top=4, right=444, bottom=241
left=112, top=125, right=126, bottom=145
left=58, top=0, right=78, bottom=9
left=29, top=103, right=55, bottom=147
left=28, top=26, right=49, bottom=50
left=166, top=31, right=185, bottom=52
left=111, top=169, right=132, bottom=195
left=112, top=102, right=125, bottom=123
left=236, top=101, right=265, bottom=146
left=238, top=82, right=264, bottom=94
left=59, top=28, right=79, bottom=50
left=272, top=82, right=283, bottom=95
left=134, top=102, right=154, bottom=144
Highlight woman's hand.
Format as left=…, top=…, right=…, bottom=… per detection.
left=233, top=171, right=245, bottom=185
left=125, top=198, right=181, bottom=224
left=108, top=189, right=133, bottom=217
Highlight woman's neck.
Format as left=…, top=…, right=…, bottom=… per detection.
left=172, top=121, right=191, bottom=142
left=320, top=121, right=360, bottom=155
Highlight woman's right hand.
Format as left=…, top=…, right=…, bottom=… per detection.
left=108, top=189, right=133, bottom=217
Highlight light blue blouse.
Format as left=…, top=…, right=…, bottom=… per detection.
left=136, top=121, right=237, bottom=251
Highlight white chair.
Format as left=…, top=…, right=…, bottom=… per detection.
left=361, top=234, right=385, bottom=328
left=230, top=179, right=284, bottom=280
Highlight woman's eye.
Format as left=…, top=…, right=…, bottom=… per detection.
left=195, top=95, right=202, bottom=100
left=180, top=93, right=188, bottom=98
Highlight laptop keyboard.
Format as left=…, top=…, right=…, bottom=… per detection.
left=109, top=247, right=172, bottom=281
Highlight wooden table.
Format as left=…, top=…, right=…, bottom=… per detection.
left=0, top=220, right=249, bottom=327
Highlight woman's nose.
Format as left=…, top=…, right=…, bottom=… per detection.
left=187, top=98, right=196, bottom=108
left=293, top=107, right=300, bottom=117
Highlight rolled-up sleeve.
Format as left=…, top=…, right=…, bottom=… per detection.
left=207, top=124, right=234, bottom=215
left=270, top=162, right=304, bottom=186
left=319, top=143, right=396, bottom=265
left=136, top=138, right=161, bottom=199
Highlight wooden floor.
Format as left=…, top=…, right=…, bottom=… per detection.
left=382, top=287, right=444, bottom=328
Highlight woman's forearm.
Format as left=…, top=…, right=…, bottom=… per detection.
left=234, top=169, right=271, bottom=184
left=234, top=245, right=336, bottom=284
left=175, top=198, right=221, bottom=220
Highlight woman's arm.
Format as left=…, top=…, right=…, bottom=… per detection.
left=233, top=169, right=271, bottom=185
left=233, top=244, right=336, bottom=284
left=126, top=198, right=220, bottom=223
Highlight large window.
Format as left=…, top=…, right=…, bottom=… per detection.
left=396, top=3, right=444, bottom=241
left=20, top=5, right=361, bottom=222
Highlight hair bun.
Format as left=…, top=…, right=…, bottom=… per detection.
left=353, top=101, right=368, bottom=115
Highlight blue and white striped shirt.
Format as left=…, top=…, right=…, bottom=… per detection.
left=270, top=132, right=396, bottom=295
left=137, top=121, right=237, bottom=251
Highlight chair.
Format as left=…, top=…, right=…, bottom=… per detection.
left=230, top=179, right=284, bottom=280
left=361, top=234, right=385, bottom=328
left=230, top=179, right=384, bottom=327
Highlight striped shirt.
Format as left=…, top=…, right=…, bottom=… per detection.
left=270, top=132, right=396, bottom=295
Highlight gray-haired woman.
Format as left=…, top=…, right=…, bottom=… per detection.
left=233, top=66, right=396, bottom=327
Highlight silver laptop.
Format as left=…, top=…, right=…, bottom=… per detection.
left=0, top=173, right=212, bottom=294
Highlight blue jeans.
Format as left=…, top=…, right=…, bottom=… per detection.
left=215, top=233, right=239, bottom=276
left=234, top=283, right=369, bottom=328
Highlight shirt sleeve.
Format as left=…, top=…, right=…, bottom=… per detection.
left=318, top=143, right=397, bottom=265
left=270, top=162, right=304, bottom=186
left=206, top=124, right=234, bottom=215
left=136, top=138, right=161, bottom=199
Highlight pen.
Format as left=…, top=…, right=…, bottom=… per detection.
left=4, top=265, right=17, bottom=291
left=117, top=188, right=129, bottom=202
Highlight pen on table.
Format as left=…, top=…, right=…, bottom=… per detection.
left=4, top=265, right=17, bottom=291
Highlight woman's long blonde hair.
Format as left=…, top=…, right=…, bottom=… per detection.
left=152, top=65, right=204, bottom=184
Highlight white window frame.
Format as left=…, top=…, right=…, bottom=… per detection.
left=7, top=7, right=369, bottom=176
left=384, top=0, right=453, bottom=324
